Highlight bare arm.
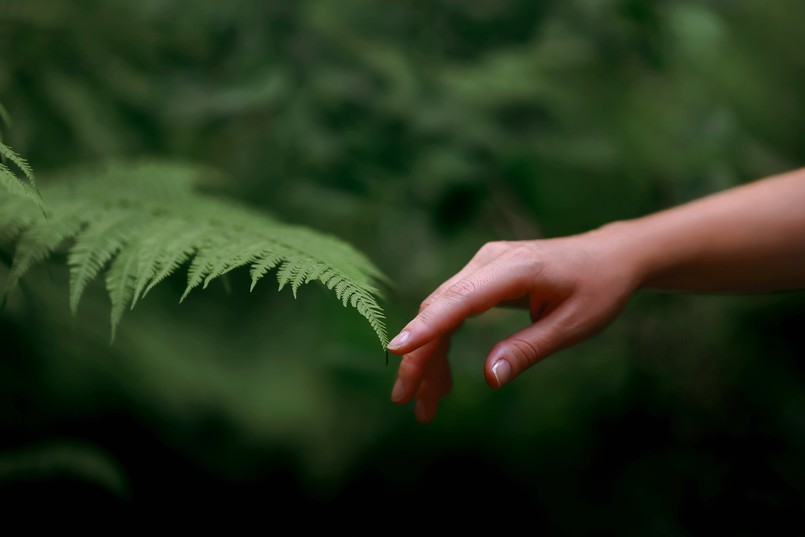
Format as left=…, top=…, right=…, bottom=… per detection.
left=387, top=168, right=805, bottom=423
left=618, top=167, right=805, bottom=292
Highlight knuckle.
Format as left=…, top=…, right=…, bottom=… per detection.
left=444, top=279, right=477, bottom=300
left=505, top=244, right=535, bottom=263
left=477, top=240, right=508, bottom=258
left=415, top=306, right=441, bottom=328
left=418, top=297, right=435, bottom=314
left=503, top=244, right=544, bottom=277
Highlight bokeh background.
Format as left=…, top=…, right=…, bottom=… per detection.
left=1, top=0, right=804, bottom=530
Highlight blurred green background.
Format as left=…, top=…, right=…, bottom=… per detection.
left=1, top=0, right=804, bottom=530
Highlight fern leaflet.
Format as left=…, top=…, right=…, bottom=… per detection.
left=0, top=143, right=44, bottom=209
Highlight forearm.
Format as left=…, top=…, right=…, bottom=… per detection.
left=599, top=168, right=805, bottom=293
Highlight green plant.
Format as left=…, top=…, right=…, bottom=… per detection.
left=0, top=107, right=42, bottom=209
left=0, top=160, right=388, bottom=347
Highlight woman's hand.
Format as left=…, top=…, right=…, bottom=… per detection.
left=386, top=229, right=641, bottom=423
left=386, top=168, right=805, bottom=423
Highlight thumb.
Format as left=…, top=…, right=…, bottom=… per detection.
left=484, top=304, right=582, bottom=388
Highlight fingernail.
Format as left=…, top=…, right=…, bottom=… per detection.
left=492, top=358, right=512, bottom=388
left=391, top=378, right=406, bottom=402
left=387, top=330, right=410, bottom=350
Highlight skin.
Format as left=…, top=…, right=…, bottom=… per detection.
left=387, top=168, right=805, bottom=423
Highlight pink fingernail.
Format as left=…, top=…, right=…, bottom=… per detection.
left=391, top=378, right=406, bottom=402
left=387, top=330, right=410, bottom=350
left=492, top=358, right=512, bottom=388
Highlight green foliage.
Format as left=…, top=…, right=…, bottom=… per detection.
left=0, top=141, right=43, bottom=210
left=0, top=161, right=388, bottom=346
left=1, top=0, right=805, bottom=525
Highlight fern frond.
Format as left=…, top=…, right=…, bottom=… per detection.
left=4, top=201, right=88, bottom=294
left=0, top=103, right=43, bottom=209
left=0, top=195, right=42, bottom=245
left=106, top=245, right=140, bottom=342
left=131, top=219, right=209, bottom=305
left=0, top=143, right=44, bottom=209
left=68, top=210, right=147, bottom=314
left=249, top=251, right=284, bottom=291
left=0, top=141, right=36, bottom=188
left=180, top=232, right=274, bottom=301
left=0, top=164, right=43, bottom=208
left=1, top=160, right=388, bottom=348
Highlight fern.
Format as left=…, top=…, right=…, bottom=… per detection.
left=0, top=102, right=44, bottom=210
left=0, top=142, right=44, bottom=210
left=0, top=160, right=388, bottom=347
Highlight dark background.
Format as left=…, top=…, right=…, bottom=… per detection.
left=1, top=0, right=804, bottom=531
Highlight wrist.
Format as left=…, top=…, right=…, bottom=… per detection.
left=587, top=219, right=657, bottom=291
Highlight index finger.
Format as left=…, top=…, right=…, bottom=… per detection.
left=416, top=241, right=512, bottom=313
left=387, top=250, right=538, bottom=354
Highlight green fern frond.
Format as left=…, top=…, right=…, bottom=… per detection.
left=0, top=164, right=42, bottom=208
left=1, top=160, right=388, bottom=347
left=0, top=103, right=43, bottom=209
left=131, top=219, right=209, bottom=305
left=0, top=196, right=43, bottom=245
left=4, top=202, right=87, bottom=294
left=0, top=142, right=35, bottom=186
left=249, top=251, right=284, bottom=291
left=0, top=143, right=44, bottom=209
left=68, top=210, right=148, bottom=314
left=106, top=245, right=140, bottom=343
left=181, top=232, right=273, bottom=300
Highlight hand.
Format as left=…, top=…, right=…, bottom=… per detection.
left=386, top=230, right=640, bottom=423
left=387, top=169, right=805, bottom=423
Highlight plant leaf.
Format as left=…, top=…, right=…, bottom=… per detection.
left=2, top=160, right=388, bottom=347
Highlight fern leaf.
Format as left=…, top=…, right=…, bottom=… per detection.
left=179, top=233, right=237, bottom=301
left=0, top=142, right=43, bottom=211
left=4, top=203, right=87, bottom=294
left=275, top=258, right=325, bottom=297
left=249, top=251, right=284, bottom=291
left=274, top=226, right=385, bottom=286
left=0, top=195, right=42, bottom=245
left=183, top=231, right=290, bottom=300
left=68, top=210, right=145, bottom=314
left=2, top=160, right=389, bottom=348
left=0, top=141, right=36, bottom=189
left=130, top=219, right=209, bottom=305
left=105, top=245, right=139, bottom=342
left=201, top=239, right=274, bottom=290
left=0, top=104, right=43, bottom=208
left=275, top=257, right=305, bottom=296
left=0, top=164, right=44, bottom=209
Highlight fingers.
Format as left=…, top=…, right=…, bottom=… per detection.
left=386, top=241, right=561, bottom=423
left=483, top=300, right=594, bottom=389
left=417, top=241, right=511, bottom=314
left=413, top=353, right=452, bottom=423
left=391, top=336, right=452, bottom=423
left=391, top=337, right=448, bottom=404
left=387, top=248, right=497, bottom=422
left=387, top=247, right=538, bottom=355
left=386, top=242, right=516, bottom=357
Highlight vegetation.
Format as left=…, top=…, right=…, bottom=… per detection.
left=1, top=0, right=804, bottom=530
left=1, top=160, right=387, bottom=345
